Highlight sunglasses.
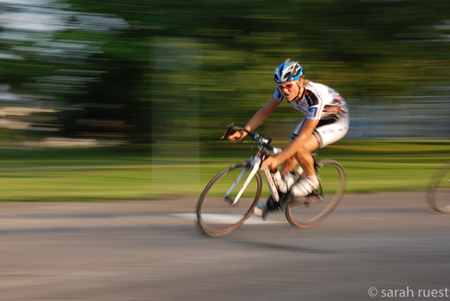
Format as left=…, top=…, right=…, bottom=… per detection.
left=277, top=82, right=297, bottom=89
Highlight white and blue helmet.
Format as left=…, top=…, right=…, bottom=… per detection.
left=273, top=61, right=303, bottom=84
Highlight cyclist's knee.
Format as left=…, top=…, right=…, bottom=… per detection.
left=295, top=144, right=312, bottom=157
left=294, top=148, right=315, bottom=165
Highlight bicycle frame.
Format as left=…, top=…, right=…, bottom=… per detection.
left=226, top=146, right=281, bottom=206
left=196, top=123, right=347, bottom=237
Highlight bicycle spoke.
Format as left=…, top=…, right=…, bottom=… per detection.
left=285, top=159, right=345, bottom=228
left=196, top=163, right=262, bottom=237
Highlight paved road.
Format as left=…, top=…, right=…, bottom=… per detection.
left=0, top=192, right=449, bottom=300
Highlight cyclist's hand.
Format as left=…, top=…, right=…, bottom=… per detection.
left=262, top=156, right=279, bottom=170
left=225, top=130, right=247, bottom=141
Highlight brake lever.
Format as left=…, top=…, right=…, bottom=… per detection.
left=221, top=122, right=235, bottom=140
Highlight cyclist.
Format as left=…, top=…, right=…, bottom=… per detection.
left=226, top=59, right=349, bottom=218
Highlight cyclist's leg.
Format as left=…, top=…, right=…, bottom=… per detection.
left=254, top=125, right=302, bottom=219
left=279, top=144, right=297, bottom=177
left=270, top=121, right=306, bottom=196
left=290, top=113, right=349, bottom=197
left=290, top=119, right=319, bottom=178
left=280, top=120, right=306, bottom=176
left=279, top=120, right=317, bottom=191
left=284, top=115, right=349, bottom=223
left=289, top=135, right=320, bottom=197
left=273, top=120, right=319, bottom=197
left=293, top=135, right=319, bottom=178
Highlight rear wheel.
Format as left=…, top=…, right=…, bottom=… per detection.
left=196, top=162, right=262, bottom=237
left=285, top=159, right=346, bottom=228
left=427, top=161, right=450, bottom=214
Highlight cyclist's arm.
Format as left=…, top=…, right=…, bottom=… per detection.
left=228, top=96, right=281, bottom=141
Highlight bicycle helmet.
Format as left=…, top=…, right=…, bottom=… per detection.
left=273, top=61, right=303, bottom=84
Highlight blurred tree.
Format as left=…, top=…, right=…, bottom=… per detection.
left=0, top=0, right=449, bottom=144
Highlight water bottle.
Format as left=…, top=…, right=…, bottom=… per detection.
left=270, top=168, right=283, bottom=189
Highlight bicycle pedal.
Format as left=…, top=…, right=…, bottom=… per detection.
left=280, top=195, right=294, bottom=209
left=309, top=189, right=324, bottom=198
left=305, top=191, right=323, bottom=204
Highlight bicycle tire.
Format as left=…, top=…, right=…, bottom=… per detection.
left=427, top=160, right=450, bottom=214
left=196, top=162, right=262, bottom=237
left=285, top=159, right=346, bottom=228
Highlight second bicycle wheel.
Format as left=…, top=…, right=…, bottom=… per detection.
left=427, top=160, right=450, bottom=214
left=285, top=159, right=346, bottom=228
left=196, top=162, right=262, bottom=237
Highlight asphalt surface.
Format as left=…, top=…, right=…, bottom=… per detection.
left=0, top=192, right=449, bottom=301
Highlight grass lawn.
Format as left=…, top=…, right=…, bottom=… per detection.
left=0, top=140, right=449, bottom=201
left=0, top=146, right=152, bottom=202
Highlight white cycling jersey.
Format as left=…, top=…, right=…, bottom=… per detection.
left=273, top=81, right=350, bottom=148
left=273, top=81, right=348, bottom=121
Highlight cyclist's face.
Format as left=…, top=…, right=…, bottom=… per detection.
left=278, top=80, right=299, bottom=102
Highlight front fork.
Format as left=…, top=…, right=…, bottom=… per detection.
left=225, top=157, right=261, bottom=206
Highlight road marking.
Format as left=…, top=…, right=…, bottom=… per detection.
left=168, top=213, right=284, bottom=224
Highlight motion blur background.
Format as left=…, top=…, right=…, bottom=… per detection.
left=0, top=0, right=449, bottom=201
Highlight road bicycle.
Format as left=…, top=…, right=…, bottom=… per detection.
left=196, top=123, right=346, bottom=237
left=427, top=160, right=450, bottom=214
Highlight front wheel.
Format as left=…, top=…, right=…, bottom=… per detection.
left=285, top=159, right=346, bottom=228
left=196, top=162, right=262, bottom=237
left=427, top=160, right=450, bottom=214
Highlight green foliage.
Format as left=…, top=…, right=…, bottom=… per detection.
left=0, top=0, right=449, bottom=143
